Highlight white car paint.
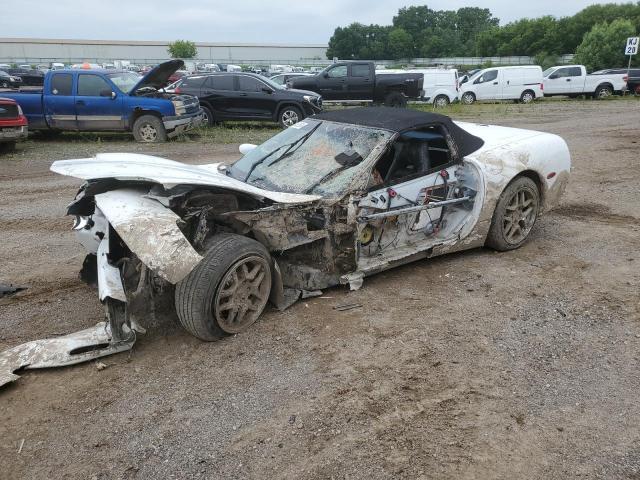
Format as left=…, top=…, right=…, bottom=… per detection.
left=543, top=65, right=627, bottom=96
left=51, top=153, right=321, bottom=204
left=459, top=66, right=543, bottom=103
left=377, top=68, right=459, bottom=105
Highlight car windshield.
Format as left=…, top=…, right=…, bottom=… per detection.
left=542, top=68, right=555, bottom=78
left=108, top=72, right=142, bottom=93
left=228, top=119, right=390, bottom=196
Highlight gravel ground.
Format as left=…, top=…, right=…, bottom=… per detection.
left=0, top=99, right=639, bottom=480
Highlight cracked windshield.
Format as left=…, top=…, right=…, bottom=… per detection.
left=229, top=119, right=390, bottom=196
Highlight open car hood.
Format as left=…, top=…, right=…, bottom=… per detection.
left=130, top=59, right=184, bottom=94
left=50, top=153, right=321, bottom=204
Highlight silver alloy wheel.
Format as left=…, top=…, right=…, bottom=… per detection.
left=139, top=123, right=158, bottom=142
left=597, top=87, right=612, bottom=98
left=281, top=109, right=299, bottom=127
left=202, top=109, right=209, bottom=124
left=434, top=95, right=449, bottom=107
left=1, top=81, right=8, bottom=88
left=213, top=255, right=271, bottom=334
left=462, top=93, right=475, bottom=105
left=521, top=92, right=534, bottom=103
left=502, top=188, right=538, bottom=244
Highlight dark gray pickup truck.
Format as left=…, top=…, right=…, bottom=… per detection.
left=288, top=61, right=423, bottom=107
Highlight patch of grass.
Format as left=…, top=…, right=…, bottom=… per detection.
left=177, top=122, right=282, bottom=144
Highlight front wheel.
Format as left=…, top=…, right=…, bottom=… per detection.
left=433, top=94, right=450, bottom=108
left=0, top=81, right=8, bottom=88
left=132, top=114, right=167, bottom=143
left=486, top=176, right=540, bottom=251
left=279, top=105, right=303, bottom=128
left=520, top=90, right=535, bottom=104
left=175, top=234, right=272, bottom=341
left=201, top=105, right=214, bottom=126
left=461, top=92, right=476, bottom=105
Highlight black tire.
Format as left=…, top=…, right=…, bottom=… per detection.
left=132, top=114, right=167, bottom=143
left=384, top=91, right=407, bottom=108
left=175, top=234, right=273, bottom=341
left=594, top=84, right=613, bottom=99
left=520, top=90, right=535, bottom=104
left=433, top=94, right=450, bottom=108
left=0, top=141, right=16, bottom=154
left=486, top=176, right=540, bottom=251
left=279, top=105, right=303, bottom=128
left=461, top=92, right=476, bottom=105
left=201, top=105, right=214, bottom=127
left=0, top=81, right=8, bottom=88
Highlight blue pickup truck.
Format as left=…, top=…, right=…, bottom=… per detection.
left=0, top=60, right=203, bottom=142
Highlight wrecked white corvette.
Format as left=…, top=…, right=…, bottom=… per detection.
left=1, top=107, right=570, bottom=385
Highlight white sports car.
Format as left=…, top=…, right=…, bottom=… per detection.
left=0, top=107, right=570, bottom=385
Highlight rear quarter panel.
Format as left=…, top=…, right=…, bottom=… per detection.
left=0, top=91, right=46, bottom=128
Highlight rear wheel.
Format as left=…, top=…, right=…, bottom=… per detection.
left=520, top=90, right=535, bottom=104
left=486, top=176, right=540, bottom=251
left=279, top=105, right=302, bottom=128
left=384, top=91, right=407, bottom=108
left=0, top=81, right=9, bottom=88
left=175, top=234, right=272, bottom=341
left=595, top=85, right=613, bottom=99
left=132, top=114, right=167, bottom=143
left=433, top=94, right=450, bottom=108
left=461, top=92, right=476, bottom=105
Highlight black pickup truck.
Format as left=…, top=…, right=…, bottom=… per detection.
left=288, top=61, right=423, bottom=107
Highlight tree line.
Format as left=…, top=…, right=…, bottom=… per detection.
left=326, top=3, right=640, bottom=69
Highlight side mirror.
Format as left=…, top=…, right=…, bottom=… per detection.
left=261, top=87, right=273, bottom=94
left=100, top=89, right=114, bottom=98
left=549, top=73, right=558, bottom=79
left=239, top=143, right=257, bottom=155
left=323, top=72, right=329, bottom=78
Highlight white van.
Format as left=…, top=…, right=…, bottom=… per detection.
left=459, top=66, right=543, bottom=104
left=376, top=68, right=459, bottom=107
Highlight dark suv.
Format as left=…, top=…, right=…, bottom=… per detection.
left=174, top=72, right=323, bottom=127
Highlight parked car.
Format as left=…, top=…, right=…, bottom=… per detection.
left=459, top=66, right=543, bottom=104
left=289, top=61, right=423, bottom=107
left=269, top=73, right=312, bottom=87
left=0, top=60, right=203, bottom=142
left=0, top=97, right=28, bottom=153
left=377, top=68, right=459, bottom=107
left=0, top=70, right=23, bottom=89
left=6, top=68, right=45, bottom=86
left=174, top=72, right=322, bottom=127
left=590, top=68, right=640, bottom=95
left=2, top=105, right=572, bottom=380
left=542, top=65, right=627, bottom=98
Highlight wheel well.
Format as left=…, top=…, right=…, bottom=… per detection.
left=129, top=109, right=162, bottom=130
left=512, top=170, right=544, bottom=203
left=277, top=103, right=302, bottom=119
left=596, top=82, right=613, bottom=91
left=522, top=89, right=535, bottom=97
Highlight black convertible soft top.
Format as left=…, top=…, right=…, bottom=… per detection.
left=313, top=107, right=484, bottom=156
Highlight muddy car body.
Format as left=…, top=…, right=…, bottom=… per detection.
left=0, top=107, right=571, bottom=385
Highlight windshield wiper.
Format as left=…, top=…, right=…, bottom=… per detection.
left=243, top=123, right=321, bottom=181
left=265, top=123, right=321, bottom=169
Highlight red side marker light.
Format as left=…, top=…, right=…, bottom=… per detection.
left=547, top=172, right=556, bottom=179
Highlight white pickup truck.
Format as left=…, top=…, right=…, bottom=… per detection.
left=543, top=65, right=627, bottom=98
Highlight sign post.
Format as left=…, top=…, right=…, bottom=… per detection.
left=625, top=37, right=638, bottom=94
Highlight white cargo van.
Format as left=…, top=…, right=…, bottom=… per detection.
left=376, top=68, right=458, bottom=106
left=459, top=66, right=543, bottom=104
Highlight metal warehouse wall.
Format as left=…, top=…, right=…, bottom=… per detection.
left=0, top=38, right=328, bottom=63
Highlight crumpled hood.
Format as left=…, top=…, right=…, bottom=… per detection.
left=50, top=153, right=321, bottom=204
left=130, top=59, right=184, bottom=94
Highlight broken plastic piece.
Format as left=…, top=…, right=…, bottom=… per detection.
left=0, top=322, right=135, bottom=387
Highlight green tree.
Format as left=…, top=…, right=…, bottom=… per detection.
left=574, top=19, right=636, bottom=71
left=387, top=27, right=413, bottom=59
left=167, top=40, right=197, bottom=59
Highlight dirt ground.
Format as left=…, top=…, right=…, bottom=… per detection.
left=1, top=100, right=639, bottom=480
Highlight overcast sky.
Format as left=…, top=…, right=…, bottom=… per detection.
left=1, top=0, right=605, bottom=44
